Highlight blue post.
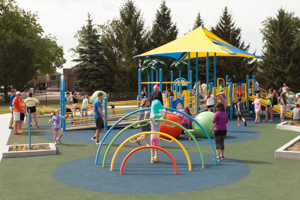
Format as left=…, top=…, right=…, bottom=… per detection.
left=196, top=52, right=198, bottom=82
left=138, top=69, right=141, bottom=107
left=28, top=109, right=31, bottom=150
left=151, top=70, right=154, bottom=92
left=156, top=70, right=158, bottom=82
left=159, top=68, right=163, bottom=92
left=252, top=75, right=255, bottom=95
left=60, top=75, right=66, bottom=131
left=104, top=97, right=108, bottom=130
left=230, top=82, right=233, bottom=119
left=196, top=82, right=199, bottom=114
left=170, top=96, right=173, bottom=108
left=225, top=75, right=229, bottom=87
left=147, top=74, right=150, bottom=99
left=188, top=52, right=191, bottom=90
left=246, top=75, right=249, bottom=111
left=189, top=70, right=192, bottom=108
left=179, top=70, right=182, bottom=94
left=170, top=70, right=174, bottom=92
left=214, top=52, right=217, bottom=87
left=175, top=83, right=178, bottom=95
left=210, top=82, right=213, bottom=93
left=206, top=52, right=209, bottom=91
left=182, top=95, right=185, bottom=107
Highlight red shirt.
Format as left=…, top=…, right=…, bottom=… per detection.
left=12, top=97, right=20, bottom=112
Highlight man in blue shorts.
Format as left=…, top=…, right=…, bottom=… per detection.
left=91, top=92, right=107, bottom=145
left=8, top=89, right=16, bottom=129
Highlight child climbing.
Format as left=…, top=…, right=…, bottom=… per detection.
left=48, top=109, right=67, bottom=144
left=149, top=99, right=166, bottom=163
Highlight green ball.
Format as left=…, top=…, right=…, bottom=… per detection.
left=192, top=111, right=215, bottom=138
left=90, top=91, right=107, bottom=104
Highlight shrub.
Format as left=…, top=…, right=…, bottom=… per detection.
left=290, top=120, right=295, bottom=125
left=36, top=107, right=54, bottom=115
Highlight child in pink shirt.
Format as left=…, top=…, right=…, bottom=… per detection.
left=182, top=107, right=192, bottom=138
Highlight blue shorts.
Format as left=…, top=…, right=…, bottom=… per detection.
left=267, top=105, right=273, bottom=108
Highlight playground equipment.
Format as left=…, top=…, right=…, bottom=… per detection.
left=110, top=131, right=192, bottom=172
left=192, top=111, right=215, bottom=138
left=160, top=113, right=182, bottom=139
left=95, top=108, right=217, bottom=173
left=120, top=145, right=178, bottom=175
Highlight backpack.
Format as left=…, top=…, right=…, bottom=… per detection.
left=272, top=96, right=278, bottom=106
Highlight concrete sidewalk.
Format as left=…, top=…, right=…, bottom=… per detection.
left=0, top=113, right=12, bottom=162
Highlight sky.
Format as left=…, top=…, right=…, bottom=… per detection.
left=17, top=0, right=300, bottom=72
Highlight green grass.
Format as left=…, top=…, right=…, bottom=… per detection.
left=1, top=121, right=300, bottom=200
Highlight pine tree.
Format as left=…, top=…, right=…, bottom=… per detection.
left=193, top=12, right=204, bottom=30
left=260, top=8, right=300, bottom=90
left=211, top=7, right=256, bottom=82
left=71, top=13, right=108, bottom=94
left=150, top=0, right=178, bottom=48
left=101, top=0, right=150, bottom=92
left=149, top=0, right=179, bottom=83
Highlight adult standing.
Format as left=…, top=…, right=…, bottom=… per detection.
left=24, top=92, right=40, bottom=128
left=279, top=88, right=288, bottom=123
left=72, top=91, right=80, bottom=116
left=8, top=89, right=16, bottom=129
left=91, top=92, right=107, bottom=145
left=12, top=91, right=22, bottom=135
left=210, top=102, right=228, bottom=162
left=150, top=84, right=163, bottom=105
left=264, top=89, right=274, bottom=122
left=193, top=80, right=202, bottom=95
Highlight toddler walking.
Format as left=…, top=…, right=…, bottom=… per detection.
left=149, top=99, right=165, bottom=163
left=48, top=109, right=67, bottom=144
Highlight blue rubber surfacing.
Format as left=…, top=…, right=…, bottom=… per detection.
left=53, top=151, right=249, bottom=194
left=47, top=119, right=273, bottom=194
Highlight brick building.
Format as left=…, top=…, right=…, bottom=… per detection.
left=30, top=68, right=78, bottom=92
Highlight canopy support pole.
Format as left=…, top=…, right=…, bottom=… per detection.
left=206, top=52, right=209, bottom=92
left=151, top=70, right=154, bottom=92
left=171, top=71, right=174, bottom=92
left=188, top=52, right=191, bottom=91
left=138, top=69, right=141, bottom=107
left=196, top=52, right=198, bottom=83
left=214, top=52, right=217, bottom=87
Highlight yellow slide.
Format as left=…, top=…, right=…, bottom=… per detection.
left=249, top=95, right=292, bottom=118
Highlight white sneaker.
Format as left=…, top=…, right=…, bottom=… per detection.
left=91, top=137, right=96, bottom=141
left=96, top=141, right=105, bottom=145
left=54, top=141, right=57, bottom=145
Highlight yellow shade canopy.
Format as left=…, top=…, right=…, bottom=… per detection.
left=133, top=26, right=232, bottom=60
left=134, top=25, right=263, bottom=60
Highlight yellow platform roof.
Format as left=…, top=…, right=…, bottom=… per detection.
left=134, top=26, right=263, bottom=60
